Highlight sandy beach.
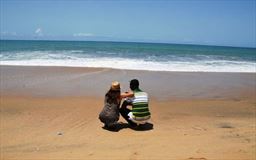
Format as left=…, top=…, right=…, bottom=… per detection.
left=0, top=65, right=255, bottom=160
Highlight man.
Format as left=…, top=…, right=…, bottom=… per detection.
left=120, top=79, right=151, bottom=127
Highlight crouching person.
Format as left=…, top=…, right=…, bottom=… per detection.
left=120, top=79, right=151, bottom=127
left=99, top=81, right=121, bottom=130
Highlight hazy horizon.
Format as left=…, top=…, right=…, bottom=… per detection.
left=1, top=39, right=256, bottom=49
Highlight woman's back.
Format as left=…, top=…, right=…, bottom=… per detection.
left=99, top=81, right=121, bottom=127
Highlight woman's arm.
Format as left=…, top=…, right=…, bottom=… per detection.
left=120, top=91, right=134, bottom=99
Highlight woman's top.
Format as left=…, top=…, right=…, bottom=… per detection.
left=99, top=95, right=120, bottom=125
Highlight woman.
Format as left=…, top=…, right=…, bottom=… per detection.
left=99, top=81, right=121, bottom=129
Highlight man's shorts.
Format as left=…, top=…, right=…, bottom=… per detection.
left=128, top=112, right=150, bottom=125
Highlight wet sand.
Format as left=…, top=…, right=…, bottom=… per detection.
left=0, top=65, right=255, bottom=160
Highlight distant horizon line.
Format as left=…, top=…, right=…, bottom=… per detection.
left=1, top=39, right=255, bottom=49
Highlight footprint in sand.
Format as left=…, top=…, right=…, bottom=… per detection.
left=88, top=152, right=94, bottom=156
left=217, top=122, right=234, bottom=129
left=129, top=151, right=139, bottom=160
left=187, top=157, right=207, bottom=160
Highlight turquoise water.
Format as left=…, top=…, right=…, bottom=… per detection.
left=0, top=40, right=255, bottom=72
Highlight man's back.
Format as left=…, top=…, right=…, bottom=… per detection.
left=131, top=89, right=151, bottom=121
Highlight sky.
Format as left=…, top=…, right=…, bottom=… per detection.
left=0, top=0, right=255, bottom=48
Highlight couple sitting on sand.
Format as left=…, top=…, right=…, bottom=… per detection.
left=99, top=79, right=151, bottom=130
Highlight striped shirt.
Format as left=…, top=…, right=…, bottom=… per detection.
left=131, top=89, right=151, bottom=121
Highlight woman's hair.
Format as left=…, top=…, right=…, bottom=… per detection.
left=105, top=89, right=121, bottom=104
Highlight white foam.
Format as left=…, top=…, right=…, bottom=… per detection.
left=0, top=57, right=255, bottom=73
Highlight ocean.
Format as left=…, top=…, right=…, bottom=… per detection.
left=0, top=40, right=255, bottom=72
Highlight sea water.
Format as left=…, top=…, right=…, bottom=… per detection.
left=0, top=40, right=255, bottom=72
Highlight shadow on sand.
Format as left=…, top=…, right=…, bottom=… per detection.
left=102, top=122, right=154, bottom=132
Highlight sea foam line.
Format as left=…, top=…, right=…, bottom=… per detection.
left=0, top=58, right=255, bottom=73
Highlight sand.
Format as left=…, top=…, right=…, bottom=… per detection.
left=0, top=65, right=255, bottom=160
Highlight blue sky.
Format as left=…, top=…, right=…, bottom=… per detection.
left=0, top=0, right=255, bottom=47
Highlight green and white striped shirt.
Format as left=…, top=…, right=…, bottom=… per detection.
left=131, top=89, right=151, bottom=120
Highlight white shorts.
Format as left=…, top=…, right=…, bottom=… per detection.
left=128, top=112, right=150, bottom=125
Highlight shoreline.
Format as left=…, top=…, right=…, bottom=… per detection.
left=1, top=64, right=255, bottom=74
left=1, top=65, right=255, bottom=100
left=2, top=64, right=256, bottom=74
